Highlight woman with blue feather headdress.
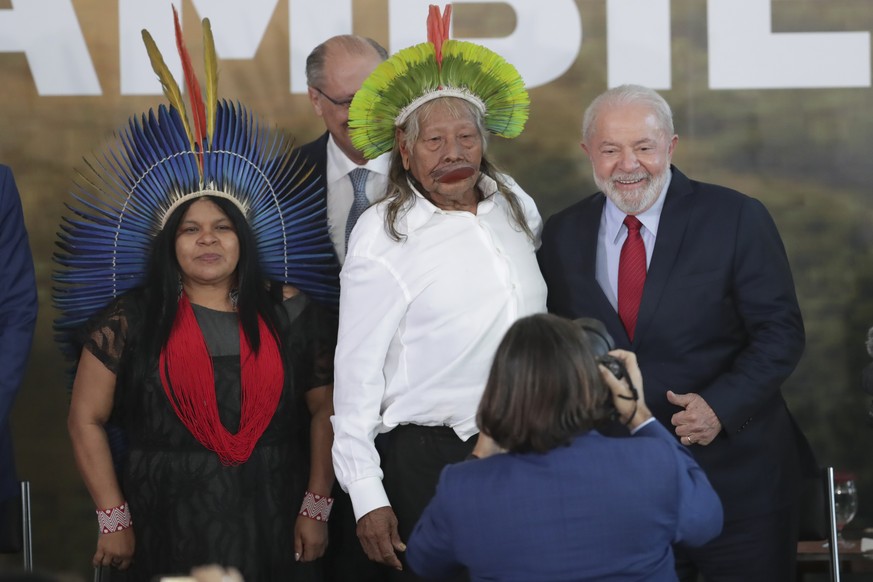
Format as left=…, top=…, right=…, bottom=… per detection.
left=56, top=10, right=339, bottom=581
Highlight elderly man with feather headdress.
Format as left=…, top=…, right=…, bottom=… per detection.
left=330, top=6, right=546, bottom=580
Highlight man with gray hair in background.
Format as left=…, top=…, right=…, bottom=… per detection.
left=295, top=34, right=389, bottom=582
left=297, top=35, right=391, bottom=279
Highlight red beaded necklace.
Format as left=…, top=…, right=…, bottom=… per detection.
left=159, top=293, right=284, bottom=465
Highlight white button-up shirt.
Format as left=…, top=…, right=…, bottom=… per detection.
left=595, top=172, right=672, bottom=309
left=332, top=174, right=547, bottom=520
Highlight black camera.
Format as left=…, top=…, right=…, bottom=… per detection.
left=574, top=317, right=626, bottom=381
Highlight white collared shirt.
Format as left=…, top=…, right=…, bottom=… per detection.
left=325, top=134, right=391, bottom=264
left=595, top=171, right=672, bottom=309
left=332, top=175, right=548, bottom=520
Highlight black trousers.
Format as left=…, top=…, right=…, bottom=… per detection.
left=675, top=503, right=799, bottom=582
left=323, top=485, right=382, bottom=582
left=324, top=425, right=475, bottom=582
left=381, top=424, right=475, bottom=582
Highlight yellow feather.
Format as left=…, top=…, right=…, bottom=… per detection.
left=202, top=19, right=219, bottom=148
left=141, top=29, right=195, bottom=151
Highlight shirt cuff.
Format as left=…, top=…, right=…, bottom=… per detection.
left=348, top=476, right=392, bottom=522
left=630, top=416, right=658, bottom=435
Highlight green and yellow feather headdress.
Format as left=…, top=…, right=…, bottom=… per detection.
left=348, top=4, right=530, bottom=159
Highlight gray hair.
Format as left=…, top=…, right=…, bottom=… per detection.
left=581, top=84, right=674, bottom=144
left=383, top=97, right=533, bottom=243
left=305, top=35, right=388, bottom=88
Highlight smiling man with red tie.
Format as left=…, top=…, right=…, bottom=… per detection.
left=538, top=84, right=812, bottom=582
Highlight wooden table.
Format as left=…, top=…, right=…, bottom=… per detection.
left=797, top=539, right=873, bottom=580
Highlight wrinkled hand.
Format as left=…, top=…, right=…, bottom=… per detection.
left=356, top=506, right=405, bottom=570
left=667, top=390, right=722, bottom=446
left=93, top=527, right=135, bottom=570
left=294, top=515, right=328, bottom=562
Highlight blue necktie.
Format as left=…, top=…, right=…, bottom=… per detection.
left=345, top=168, right=370, bottom=253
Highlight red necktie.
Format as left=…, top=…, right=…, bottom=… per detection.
left=618, top=215, right=646, bottom=341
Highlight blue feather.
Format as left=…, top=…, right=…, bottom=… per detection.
left=53, top=100, right=338, bottom=359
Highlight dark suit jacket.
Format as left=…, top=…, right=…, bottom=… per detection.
left=538, top=166, right=807, bottom=520
left=294, top=132, right=341, bottom=308
left=407, top=421, right=723, bottom=582
left=0, top=165, right=37, bottom=501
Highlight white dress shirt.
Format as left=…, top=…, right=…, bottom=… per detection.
left=595, top=171, right=672, bottom=309
left=325, top=135, right=390, bottom=264
left=332, top=174, right=548, bottom=520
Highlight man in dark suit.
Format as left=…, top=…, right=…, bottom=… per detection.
left=0, top=165, right=37, bottom=552
left=296, top=35, right=388, bottom=582
left=538, top=85, right=807, bottom=581
left=297, top=35, right=390, bottom=283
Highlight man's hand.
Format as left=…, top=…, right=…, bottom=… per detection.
left=356, top=506, right=405, bottom=570
left=667, top=390, right=722, bottom=446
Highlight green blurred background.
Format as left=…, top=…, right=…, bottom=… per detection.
left=2, top=1, right=873, bottom=578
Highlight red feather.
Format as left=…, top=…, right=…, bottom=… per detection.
left=173, top=7, right=207, bottom=160
left=427, top=4, right=452, bottom=68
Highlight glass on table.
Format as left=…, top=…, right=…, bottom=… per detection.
left=824, top=470, right=858, bottom=549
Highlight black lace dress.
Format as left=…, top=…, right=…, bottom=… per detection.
left=83, top=292, right=335, bottom=582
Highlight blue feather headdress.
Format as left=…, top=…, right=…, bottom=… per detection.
left=53, top=12, right=338, bottom=358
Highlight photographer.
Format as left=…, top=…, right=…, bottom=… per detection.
left=405, top=314, right=723, bottom=581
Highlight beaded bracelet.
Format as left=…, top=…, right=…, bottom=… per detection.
left=298, top=491, right=334, bottom=522
left=96, top=501, right=133, bottom=534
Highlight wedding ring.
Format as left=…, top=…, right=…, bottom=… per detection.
left=686, top=436, right=694, bottom=445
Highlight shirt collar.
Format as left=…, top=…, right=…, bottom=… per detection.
left=603, top=169, right=672, bottom=244
left=325, top=134, right=390, bottom=184
left=404, top=173, right=499, bottom=234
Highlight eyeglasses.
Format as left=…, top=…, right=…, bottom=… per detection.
left=313, top=86, right=354, bottom=109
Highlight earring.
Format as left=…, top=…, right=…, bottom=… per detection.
left=176, top=274, right=183, bottom=300
left=229, top=288, right=239, bottom=309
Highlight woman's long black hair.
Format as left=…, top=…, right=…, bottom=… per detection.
left=131, top=195, right=284, bottom=380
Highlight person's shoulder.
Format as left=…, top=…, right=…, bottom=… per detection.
left=103, top=289, right=145, bottom=320
left=436, top=455, right=503, bottom=491
left=79, top=289, right=144, bottom=341
left=278, top=288, right=310, bottom=321
left=678, top=167, right=755, bottom=206
left=496, top=173, right=534, bottom=204
left=678, top=170, right=775, bottom=225
left=292, top=132, right=329, bottom=161
left=352, top=200, right=394, bottom=243
left=543, top=192, right=604, bottom=232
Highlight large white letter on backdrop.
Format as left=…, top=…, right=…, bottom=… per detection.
left=389, top=0, right=581, bottom=89
left=708, top=0, right=870, bottom=89
left=289, top=0, right=352, bottom=93
left=121, top=0, right=280, bottom=95
left=0, top=0, right=101, bottom=95
left=120, top=0, right=180, bottom=95
left=607, top=0, right=670, bottom=89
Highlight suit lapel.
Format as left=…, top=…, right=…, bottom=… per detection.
left=633, top=167, right=695, bottom=345
left=576, top=195, right=628, bottom=345
left=297, top=132, right=341, bottom=272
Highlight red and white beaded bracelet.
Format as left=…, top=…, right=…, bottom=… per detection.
left=298, top=491, right=334, bottom=522
left=96, top=501, right=133, bottom=534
